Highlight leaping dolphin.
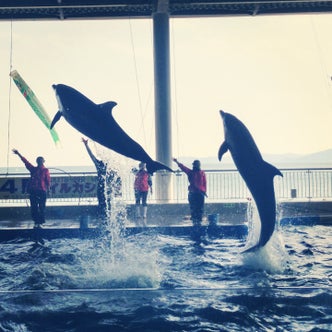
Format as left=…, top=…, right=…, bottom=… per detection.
left=218, top=110, right=283, bottom=252
left=50, top=84, right=173, bottom=174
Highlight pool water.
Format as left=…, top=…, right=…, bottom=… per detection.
left=0, top=214, right=331, bottom=331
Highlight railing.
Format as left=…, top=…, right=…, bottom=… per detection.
left=173, top=168, right=332, bottom=202
left=0, top=168, right=331, bottom=206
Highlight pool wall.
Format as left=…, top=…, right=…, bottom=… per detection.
left=0, top=201, right=331, bottom=226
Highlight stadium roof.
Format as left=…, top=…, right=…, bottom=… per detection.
left=1, top=0, right=332, bottom=21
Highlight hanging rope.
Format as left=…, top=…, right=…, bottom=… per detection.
left=6, top=20, right=13, bottom=175
left=171, top=19, right=181, bottom=158
left=143, top=79, right=154, bottom=151
left=128, top=18, right=147, bottom=147
left=144, top=20, right=155, bottom=153
left=310, top=16, right=332, bottom=111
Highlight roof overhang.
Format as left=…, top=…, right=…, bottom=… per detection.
left=1, top=1, right=332, bottom=21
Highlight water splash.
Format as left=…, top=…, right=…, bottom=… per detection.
left=242, top=234, right=289, bottom=274
left=241, top=201, right=289, bottom=274
left=81, top=145, right=161, bottom=288
left=243, top=200, right=261, bottom=250
left=95, top=145, right=130, bottom=251
left=76, top=237, right=162, bottom=289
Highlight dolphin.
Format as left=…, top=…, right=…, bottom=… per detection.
left=218, top=110, right=283, bottom=252
left=50, top=84, right=173, bottom=174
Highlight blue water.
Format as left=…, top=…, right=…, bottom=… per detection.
left=0, top=216, right=331, bottom=332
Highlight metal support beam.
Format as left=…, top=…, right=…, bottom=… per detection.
left=153, top=1, right=172, bottom=201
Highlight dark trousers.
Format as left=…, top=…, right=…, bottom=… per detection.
left=29, top=190, right=47, bottom=225
left=135, top=190, right=148, bottom=206
left=188, top=192, right=205, bottom=225
left=97, top=187, right=111, bottom=222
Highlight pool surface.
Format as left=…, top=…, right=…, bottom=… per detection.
left=0, top=216, right=331, bottom=331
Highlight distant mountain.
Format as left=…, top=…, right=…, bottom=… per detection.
left=296, top=149, right=332, bottom=164
left=2, top=150, right=331, bottom=174
left=179, top=148, right=332, bottom=170
left=265, top=149, right=332, bottom=168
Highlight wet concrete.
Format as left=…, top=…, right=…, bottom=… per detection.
left=0, top=201, right=331, bottom=229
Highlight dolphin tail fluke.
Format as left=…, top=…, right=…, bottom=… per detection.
left=242, top=161, right=282, bottom=254
left=146, top=160, right=174, bottom=175
left=241, top=243, right=262, bottom=254
left=264, top=161, right=283, bottom=178
left=50, top=111, right=62, bottom=129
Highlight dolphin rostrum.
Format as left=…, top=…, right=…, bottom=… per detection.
left=50, top=84, right=173, bottom=174
left=218, top=110, right=283, bottom=252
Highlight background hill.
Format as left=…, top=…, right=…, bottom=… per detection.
left=1, top=149, right=331, bottom=174
left=178, top=148, right=332, bottom=170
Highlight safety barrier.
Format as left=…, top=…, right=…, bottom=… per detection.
left=0, top=168, right=331, bottom=205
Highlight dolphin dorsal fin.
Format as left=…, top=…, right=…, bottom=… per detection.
left=99, top=101, right=117, bottom=114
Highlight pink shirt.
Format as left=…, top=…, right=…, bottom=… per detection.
left=21, top=157, right=51, bottom=192
left=177, top=163, right=207, bottom=194
left=134, top=170, right=151, bottom=192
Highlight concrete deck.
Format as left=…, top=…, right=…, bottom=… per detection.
left=0, top=201, right=331, bottom=242
left=0, top=202, right=248, bottom=227
left=1, top=201, right=331, bottom=226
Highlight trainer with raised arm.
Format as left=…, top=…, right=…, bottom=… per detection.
left=12, top=149, right=51, bottom=228
left=173, top=158, right=207, bottom=225
left=132, top=162, right=152, bottom=225
left=82, top=138, right=122, bottom=223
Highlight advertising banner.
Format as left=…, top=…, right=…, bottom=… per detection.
left=0, top=175, right=98, bottom=200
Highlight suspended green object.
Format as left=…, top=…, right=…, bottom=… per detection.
left=10, top=70, right=60, bottom=145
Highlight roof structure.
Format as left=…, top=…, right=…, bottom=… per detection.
left=1, top=0, right=332, bottom=21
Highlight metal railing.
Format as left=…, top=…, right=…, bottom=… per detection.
left=172, top=168, right=332, bottom=202
left=0, top=168, right=331, bottom=206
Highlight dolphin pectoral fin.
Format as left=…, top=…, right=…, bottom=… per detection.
left=50, top=111, right=62, bottom=129
left=218, top=142, right=229, bottom=161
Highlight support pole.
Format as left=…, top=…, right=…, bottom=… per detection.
left=153, top=2, right=172, bottom=202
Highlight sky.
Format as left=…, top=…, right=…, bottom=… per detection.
left=1, top=13, right=332, bottom=169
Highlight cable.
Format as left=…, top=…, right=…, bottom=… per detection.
left=171, top=19, right=181, bottom=158
left=6, top=21, right=13, bottom=175
left=128, top=18, right=147, bottom=147
left=310, top=15, right=332, bottom=111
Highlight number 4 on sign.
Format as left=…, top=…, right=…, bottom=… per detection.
left=0, top=179, right=17, bottom=195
